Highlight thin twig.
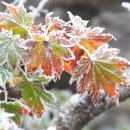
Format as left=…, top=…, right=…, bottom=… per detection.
left=28, top=0, right=48, bottom=18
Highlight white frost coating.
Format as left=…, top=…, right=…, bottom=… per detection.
left=122, top=2, right=130, bottom=12
left=67, top=11, right=89, bottom=28
left=0, top=110, right=24, bottom=130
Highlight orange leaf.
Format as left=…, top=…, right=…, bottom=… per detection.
left=70, top=44, right=130, bottom=104
left=33, top=103, right=45, bottom=117
left=63, top=61, right=72, bottom=73
left=3, top=2, right=19, bottom=19
left=80, top=27, right=113, bottom=53
left=80, top=35, right=113, bottom=53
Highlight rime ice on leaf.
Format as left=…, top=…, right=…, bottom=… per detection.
left=70, top=44, right=130, bottom=104
left=68, top=12, right=113, bottom=68
left=0, top=102, right=22, bottom=124
left=0, top=2, right=34, bottom=38
left=0, top=67, right=13, bottom=87
left=80, top=27, right=113, bottom=53
left=27, top=39, right=74, bottom=80
left=68, top=11, right=88, bottom=33
left=0, top=30, right=25, bottom=67
left=0, top=109, right=23, bottom=130
left=2, top=1, right=34, bottom=26
left=27, top=13, right=76, bottom=80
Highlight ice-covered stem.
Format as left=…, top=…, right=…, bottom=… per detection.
left=3, top=85, right=8, bottom=103
left=4, top=0, right=27, bottom=12
left=29, top=0, right=48, bottom=18
left=122, top=2, right=130, bottom=12
left=78, top=44, right=93, bottom=59
left=0, top=84, right=21, bottom=101
left=47, top=87, right=130, bottom=130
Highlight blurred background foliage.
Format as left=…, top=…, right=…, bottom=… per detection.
left=1, top=0, right=130, bottom=130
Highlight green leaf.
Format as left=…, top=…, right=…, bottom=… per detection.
left=18, top=4, right=34, bottom=26
left=0, top=30, right=25, bottom=66
left=12, top=27, right=27, bottom=39
left=0, top=102, right=21, bottom=124
left=52, top=45, right=67, bottom=58
left=0, top=67, right=13, bottom=87
left=17, top=80, right=56, bottom=116
left=32, top=75, right=51, bottom=84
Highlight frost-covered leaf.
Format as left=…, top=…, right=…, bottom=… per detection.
left=0, top=102, right=21, bottom=124
left=27, top=35, right=74, bottom=81
left=68, top=11, right=88, bottom=32
left=32, top=75, right=51, bottom=83
left=0, top=30, right=25, bottom=66
left=17, top=80, right=56, bottom=117
left=0, top=67, right=13, bottom=87
left=2, top=2, right=19, bottom=19
left=2, top=2, right=34, bottom=27
left=80, top=27, right=113, bottom=53
left=68, top=13, right=113, bottom=68
left=70, top=44, right=130, bottom=104
left=25, top=12, right=76, bottom=78
left=0, top=2, right=34, bottom=38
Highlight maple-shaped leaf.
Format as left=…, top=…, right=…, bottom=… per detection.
left=67, top=12, right=114, bottom=68
left=70, top=44, right=130, bottom=104
left=0, top=30, right=25, bottom=67
left=0, top=2, right=34, bottom=38
left=17, top=80, right=56, bottom=117
left=0, top=102, right=21, bottom=124
left=27, top=41, right=73, bottom=80
left=45, top=12, right=73, bottom=34
left=27, top=27, right=74, bottom=80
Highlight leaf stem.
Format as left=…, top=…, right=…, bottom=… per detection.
left=77, top=44, right=93, bottom=59
left=18, top=66, right=30, bottom=81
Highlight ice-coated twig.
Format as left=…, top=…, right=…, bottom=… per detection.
left=122, top=2, right=130, bottom=12
left=4, top=0, right=27, bottom=12
left=29, top=0, right=48, bottom=18
left=11, top=0, right=27, bottom=5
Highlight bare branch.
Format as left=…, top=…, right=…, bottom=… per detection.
left=47, top=88, right=130, bottom=130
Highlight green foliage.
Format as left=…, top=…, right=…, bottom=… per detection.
left=17, top=80, right=56, bottom=116
left=0, top=30, right=25, bottom=66
left=32, top=75, right=51, bottom=84
left=17, top=3, right=34, bottom=26
left=0, top=102, right=21, bottom=124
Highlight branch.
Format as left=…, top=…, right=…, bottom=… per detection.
left=0, top=84, right=21, bottom=101
left=28, top=0, right=48, bottom=18
left=47, top=87, right=130, bottom=130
